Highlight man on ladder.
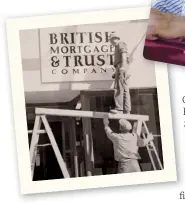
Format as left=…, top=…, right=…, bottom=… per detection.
left=109, top=33, right=145, bottom=114
left=109, top=33, right=131, bottom=114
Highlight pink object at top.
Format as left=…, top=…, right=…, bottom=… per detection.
left=143, top=38, right=185, bottom=66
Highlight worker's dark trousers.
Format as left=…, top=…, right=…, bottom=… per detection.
left=114, top=70, right=131, bottom=113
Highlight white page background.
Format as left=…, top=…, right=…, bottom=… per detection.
left=0, top=0, right=184, bottom=202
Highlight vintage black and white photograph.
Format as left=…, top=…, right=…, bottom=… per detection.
left=6, top=7, right=176, bottom=194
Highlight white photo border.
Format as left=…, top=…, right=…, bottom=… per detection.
left=6, top=7, right=177, bottom=194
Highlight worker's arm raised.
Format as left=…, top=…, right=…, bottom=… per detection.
left=119, top=42, right=130, bottom=72
left=137, top=133, right=154, bottom=147
left=103, top=118, right=117, bottom=142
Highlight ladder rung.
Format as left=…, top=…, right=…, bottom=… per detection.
left=153, top=135, right=161, bottom=137
left=36, top=143, right=51, bottom=147
left=28, top=130, right=46, bottom=134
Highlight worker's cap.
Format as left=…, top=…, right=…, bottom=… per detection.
left=109, top=33, right=120, bottom=41
left=119, top=119, right=132, bottom=131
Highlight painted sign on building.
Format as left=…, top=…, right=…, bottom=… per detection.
left=39, top=24, right=118, bottom=82
left=40, top=21, right=147, bottom=83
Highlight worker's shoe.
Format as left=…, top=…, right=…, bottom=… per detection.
left=110, top=109, right=123, bottom=114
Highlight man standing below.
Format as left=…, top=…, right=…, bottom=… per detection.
left=103, top=117, right=154, bottom=173
left=109, top=34, right=131, bottom=114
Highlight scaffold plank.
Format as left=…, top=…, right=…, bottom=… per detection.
left=36, top=108, right=149, bottom=121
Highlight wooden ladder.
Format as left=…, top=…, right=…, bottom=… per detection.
left=132, top=120, right=163, bottom=170
left=29, top=115, right=70, bottom=180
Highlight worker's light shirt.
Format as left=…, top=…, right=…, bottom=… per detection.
left=105, top=126, right=141, bottom=162
left=152, top=0, right=185, bottom=16
left=114, top=41, right=128, bottom=68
